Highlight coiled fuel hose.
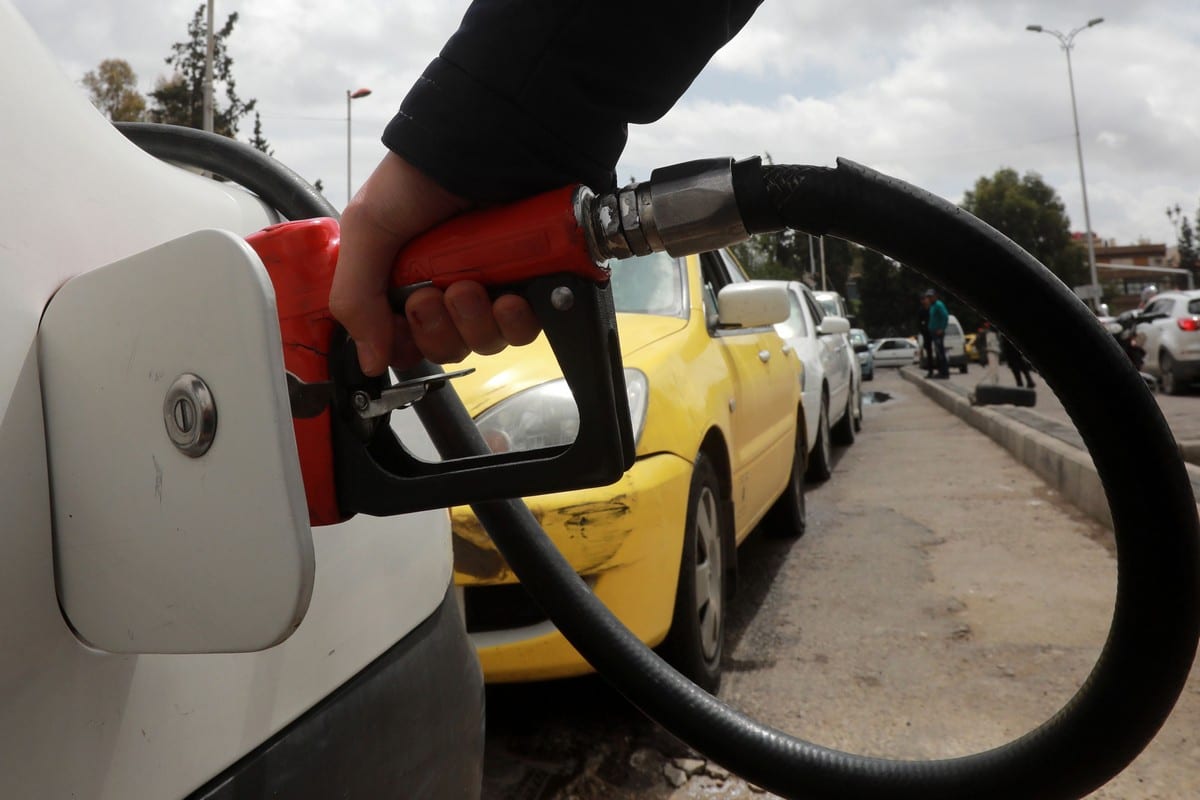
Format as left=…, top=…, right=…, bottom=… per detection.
left=121, top=123, right=1200, bottom=800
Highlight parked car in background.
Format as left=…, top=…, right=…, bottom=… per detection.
left=450, top=249, right=802, bottom=692
left=872, top=337, right=920, bottom=367
left=1137, top=289, right=1200, bottom=394
left=770, top=281, right=862, bottom=483
left=918, top=314, right=968, bottom=373
left=850, top=328, right=874, bottom=381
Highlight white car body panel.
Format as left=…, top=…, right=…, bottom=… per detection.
left=1139, top=291, right=1200, bottom=374
left=1, top=5, right=452, bottom=797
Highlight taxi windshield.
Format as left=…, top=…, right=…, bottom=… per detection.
left=608, top=252, right=687, bottom=318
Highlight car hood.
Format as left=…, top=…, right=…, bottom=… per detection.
left=450, top=312, right=689, bottom=416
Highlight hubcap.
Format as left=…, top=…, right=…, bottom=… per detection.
left=693, top=485, right=723, bottom=660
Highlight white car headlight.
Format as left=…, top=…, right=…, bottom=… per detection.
left=476, top=369, right=649, bottom=453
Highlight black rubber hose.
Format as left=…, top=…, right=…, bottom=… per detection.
left=116, top=122, right=336, bottom=221
left=434, top=163, right=1200, bottom=799
left=121, top=126, right=1200, bottom=799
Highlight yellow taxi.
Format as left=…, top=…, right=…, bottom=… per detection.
left=449, top=249, right=805, bottom=691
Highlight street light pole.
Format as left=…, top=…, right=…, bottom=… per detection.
left=346, top=87, right=372, bottom=207
left=203, top=0, right=214, bottom=133
left=1027, top=17, right=1104, bottom=310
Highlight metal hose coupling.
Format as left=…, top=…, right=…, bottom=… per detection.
left=580, top=157, right=755, bottom=262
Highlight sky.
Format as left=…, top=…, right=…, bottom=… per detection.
left=12, top=0, right=1200, bottom=248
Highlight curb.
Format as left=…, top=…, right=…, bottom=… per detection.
left=899, top=368, right=1118, bottom=527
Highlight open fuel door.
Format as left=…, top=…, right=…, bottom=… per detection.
left=39, top=229, right=314, bottom=653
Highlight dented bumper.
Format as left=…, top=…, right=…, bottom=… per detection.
left=450, top=451, right=693, bottom=682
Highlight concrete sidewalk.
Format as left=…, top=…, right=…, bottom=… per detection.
left=896, top=363, right=1200, bottom=529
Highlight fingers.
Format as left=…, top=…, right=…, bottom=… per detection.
left=331, top=152, right=543, bottom=371
left=492, top=293, right=541, bottom=347
left=407, top=283, right=541, bottom=363
left=330, top=153, right=471, bottom=375
left=329, top=203, right=404, bottom=375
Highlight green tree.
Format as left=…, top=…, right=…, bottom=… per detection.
left=856, top=250, right=934, bottom=337
left=249, top=111, right=272, bottom=155
left=81, top=58, right=146, bottom=122
left=961, top=168, right=1086, bottom=290
left=147, top=4, right=259, bottom=139
left=730, top=230, right=808, bottom=281
left=1167, top=204, right=1198, bottom=275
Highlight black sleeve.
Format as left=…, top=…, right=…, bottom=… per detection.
left=382, top=0, right=763, bottom=204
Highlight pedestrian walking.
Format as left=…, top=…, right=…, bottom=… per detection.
left=979, top=322, right=1001, bottom=385
left=1001, top=335, right=1036, bottom=388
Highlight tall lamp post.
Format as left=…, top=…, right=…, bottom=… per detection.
left=346, top=87, right=372, bottom=206
left=1027, top=17, right=1104, bottom=310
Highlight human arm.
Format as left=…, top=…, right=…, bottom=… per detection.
left=332, top=0, right=764, bottom=374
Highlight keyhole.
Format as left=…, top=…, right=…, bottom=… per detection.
left=173, top=397, right=195, bottom=434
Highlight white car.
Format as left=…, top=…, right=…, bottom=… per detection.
left=872, top=337, right=920, bottom=367
left=772, top=281, right=861, bottom=482
left=1137, top=289, right=1200, bottom=394
left=3, top=7, right=480, bottom=797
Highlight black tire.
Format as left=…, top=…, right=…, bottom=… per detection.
left=765, top=421, right=807, bottom=539
left=1161, top=352, right=1183, bottom=395
left=831, top=388, right=856, bottom=446
left=864, top=365, right=873, bottom=381
left=959, top=362, right=968, bottom=374
left=853, top=380, right=863, bottom=432
left=805, top=396, right=833, bottom=482
left=659, top=453, right=727, bottom=693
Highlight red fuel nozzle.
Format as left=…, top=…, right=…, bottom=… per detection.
left=247, top=184, right=629, bottom=527
left=386, top=184, right=608, bottom=302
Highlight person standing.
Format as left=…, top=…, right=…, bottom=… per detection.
left=922, top=289, right=950, bottom=379
left=917, top=296, right=933, bottom=378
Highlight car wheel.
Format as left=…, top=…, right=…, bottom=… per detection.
left=765, top=420, right=807, bottom=539
left=853, top=380, right=863, bottom=432
left=805, top=395, right=833, bottom=482
left=1161, top=352, right=1183, bottom=395
left=659, top=452, right=726, bottom=693
left=832, top=387, right=856, bottom=445
left=864, top=365, right=873, bottom=382
left=959, top=362, right=968, bottom=374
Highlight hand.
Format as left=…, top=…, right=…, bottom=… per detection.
left=329, top=152, right=541, bottom=376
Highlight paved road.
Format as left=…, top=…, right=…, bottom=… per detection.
left=481, top=368, right=1200, bottom=799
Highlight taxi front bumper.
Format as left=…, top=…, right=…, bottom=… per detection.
left=451, top=451, right=693, bottom=683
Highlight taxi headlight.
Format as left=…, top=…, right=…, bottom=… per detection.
left=476, top=369, right=648, bottom=453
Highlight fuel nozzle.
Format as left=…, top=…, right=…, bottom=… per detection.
left=581, top=156, right=771, bottom=263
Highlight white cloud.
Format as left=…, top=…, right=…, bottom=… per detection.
left=12, top=0, right=1200, bottom=243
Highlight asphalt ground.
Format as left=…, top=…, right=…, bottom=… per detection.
left=483, top=366, right=1200, bottom=799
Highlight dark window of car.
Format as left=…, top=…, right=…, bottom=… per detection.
left=717, top=249, right=750, bottom=283
left=776, top=291, right=809, bottom=339
left=802, top=292, right=825, bottom=327
left=878, top=340, right=897, bottom=350
left=1187, top=299, right=1200, bottom=316
left=699, top=251, right=735, bottom=328
left=609, top=252, right=687, bottom=318
left=1144, top=298, right=1175, bottom=316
